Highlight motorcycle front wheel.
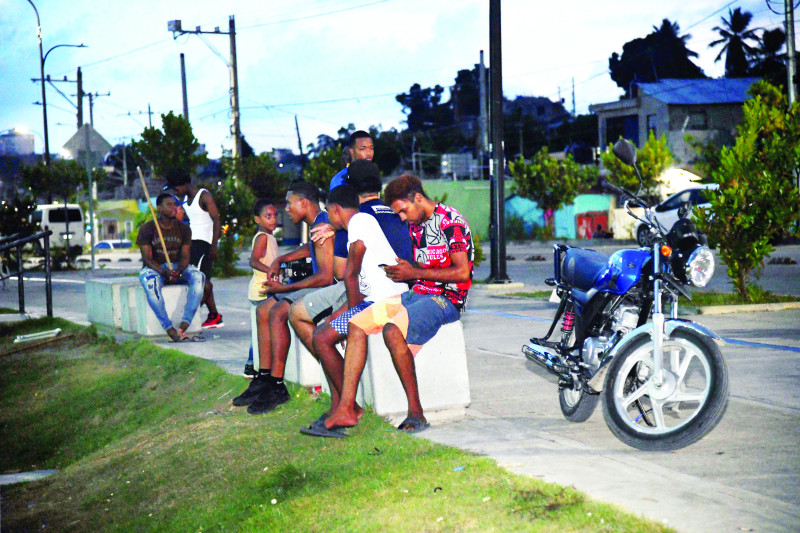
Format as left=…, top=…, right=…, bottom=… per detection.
left=601, top=329, right=728, bottom=451
left=559, top=381, right=599, bottom=422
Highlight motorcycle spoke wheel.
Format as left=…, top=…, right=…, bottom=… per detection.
left=602, top=330, right=729, bottom=451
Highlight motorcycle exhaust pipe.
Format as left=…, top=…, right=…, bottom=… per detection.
left=523, top=344, right=569, bottom=378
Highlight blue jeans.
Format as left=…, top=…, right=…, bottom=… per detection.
left=138, top=265, right=205, bottom=332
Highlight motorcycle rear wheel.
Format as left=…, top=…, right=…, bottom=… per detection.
left=601, top=330, right=728, bottom=451
left=559, top=381, right=600, bottom=422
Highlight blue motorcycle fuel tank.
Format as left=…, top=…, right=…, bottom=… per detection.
left=593, top=249, right=650, bottom=294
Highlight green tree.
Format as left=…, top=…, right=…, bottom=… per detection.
left=131, top=111, right=208, bottom=179
left=216, top=155, right=258, bottom=277
left=509, top=148, right=597, bottom=236
left=610, top=19, right=705, bottom=97
left=709, top=8, right=759, bottom=78
left=695, top=81, right=800, bottom=300
left=0, top=194, right=37, bottom=239
left=304, top=145, right=345, bottom=191
left=601, top=131, right=672, bottom=198
left=222, top=151, right=291, bottom=203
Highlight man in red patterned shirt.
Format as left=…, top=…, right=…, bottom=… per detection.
left=317, top=174, right=473, bottom=437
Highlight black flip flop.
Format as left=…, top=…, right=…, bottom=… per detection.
left=398, top=416, right=430, bottom=434
left=300, top=415, right=348, bottom=438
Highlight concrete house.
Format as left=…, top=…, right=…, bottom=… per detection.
left=589, top=78, right=760, bottom=172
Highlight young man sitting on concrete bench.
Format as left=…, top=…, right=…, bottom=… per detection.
left=137, top=193, right=206, bottom=342
left=300, top=172, right=413, bottom=438
left=312, top=174, right=474, bottom=437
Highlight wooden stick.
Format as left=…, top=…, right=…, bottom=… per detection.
left=0, top=333, right=75, bottom=357
left=137, top=166, right=172, bottom=270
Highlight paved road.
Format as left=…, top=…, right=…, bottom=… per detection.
left=3, top=241, right=799, bottom=532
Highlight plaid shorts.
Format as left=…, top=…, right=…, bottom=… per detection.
left=328, top=301, right=373, bottom=335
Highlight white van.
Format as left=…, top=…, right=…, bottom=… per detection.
left=31, top=203, right=86, bottom=253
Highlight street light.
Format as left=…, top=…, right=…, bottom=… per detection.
left=26, top=1, right=86, bottom=166
left=26, top=0, right=49, bottom=166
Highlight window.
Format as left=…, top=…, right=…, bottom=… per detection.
left=48, top=208, right=82, bottom=223
left=647, top=114, right=657, bottom=136
left=686, top=110, right=708, bottom=130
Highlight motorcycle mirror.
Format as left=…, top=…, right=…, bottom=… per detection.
left=612, top=138, right=637, bottom=167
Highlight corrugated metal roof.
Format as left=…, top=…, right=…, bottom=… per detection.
left=636, top=78, right=761, bottom=105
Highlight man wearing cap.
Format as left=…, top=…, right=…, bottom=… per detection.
left=165, top=168, right=224, bottom=330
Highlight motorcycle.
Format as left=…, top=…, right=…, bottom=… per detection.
left=523, top=139, right=729, bottom=451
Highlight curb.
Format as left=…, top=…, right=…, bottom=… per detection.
left=697, top=301, right=800, bottom=315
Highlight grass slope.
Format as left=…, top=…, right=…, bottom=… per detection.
left=1, top=318, right=672, bottom=532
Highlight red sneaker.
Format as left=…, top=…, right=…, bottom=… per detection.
left=202, top=313, right=224, bottom=329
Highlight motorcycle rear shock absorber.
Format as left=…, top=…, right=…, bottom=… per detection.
left=560, top=304, right=575, bottom=346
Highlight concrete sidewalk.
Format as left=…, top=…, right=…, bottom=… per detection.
left=5, top=240, right=799, bottom=532
left=150, top=277, right=799, bottom=533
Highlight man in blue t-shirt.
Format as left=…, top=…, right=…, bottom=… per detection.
left=232, top=181, right=334, bottom=415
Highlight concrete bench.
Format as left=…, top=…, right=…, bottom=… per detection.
left=86, top=277, right=202, bottom=336
left=319, top=320, right=471, bottom=419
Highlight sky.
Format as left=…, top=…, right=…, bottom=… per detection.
left=1, top=0, right=792, bottom=160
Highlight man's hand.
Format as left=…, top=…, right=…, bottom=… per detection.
left=383, top=257, right=418, bottom=282
left=167, top=269, right=181, bottom=284
left=310, top=223, right=335, bottom=245
left=260, top=278, right=286, bottom=295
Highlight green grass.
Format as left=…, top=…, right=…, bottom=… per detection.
left=688, top=286, right=800, bottom=306
left=1, top=318, right=673, bottom=532
left=505, top=287, right=799, bottom=306
left=503, top=291, right=553, bottom=299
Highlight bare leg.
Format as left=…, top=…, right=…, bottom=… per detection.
left=312, top=323, right=346, bottom=410
left=203, top=281, right=219, bottom=316
left=383, top=323, right=425, bottom=423
left=325, top=324, right=369, bottom=429
left=288, top=300, right=316, bottom=356
left=256, top=299, right=276, bottom=370
left=268, top=300, right=291, bottom=378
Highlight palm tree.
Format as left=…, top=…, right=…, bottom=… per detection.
left=710, top=7, right=760, bottom=77
left=750, top=28, right=787, bottom=87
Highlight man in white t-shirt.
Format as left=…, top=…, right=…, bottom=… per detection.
left=300, top=184, right=408, bottom=437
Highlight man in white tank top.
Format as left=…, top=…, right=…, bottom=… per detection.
left=166, top=168, right=223, bottom=329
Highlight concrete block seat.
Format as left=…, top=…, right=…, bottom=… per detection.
left=86, top=277, right=202, bottom=336
left=318, top=320, right=471, bottom=418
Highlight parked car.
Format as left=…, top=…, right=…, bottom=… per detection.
left=635, top=184, right=718, bottom=246
left=94, top=239, right=133, bottom=250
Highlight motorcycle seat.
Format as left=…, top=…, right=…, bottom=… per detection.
left=561, top=248, right=609, bottom=291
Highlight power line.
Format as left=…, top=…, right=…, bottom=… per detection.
left=239, top=0, right=390, bottom=30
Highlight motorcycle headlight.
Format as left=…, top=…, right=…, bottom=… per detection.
left=684, top=246, right=714, bottom=287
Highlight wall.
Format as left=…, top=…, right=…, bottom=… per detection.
left=506, top=193, right=612, bottom=240
left=421, top=180, right=514, bottom=239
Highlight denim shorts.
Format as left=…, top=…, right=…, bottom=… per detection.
left=348, top=291, right=460, bottom=348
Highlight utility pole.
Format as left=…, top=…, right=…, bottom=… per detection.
left=489, top=0, right=510, bottom=283
left=478, top=50, right=489, bottom=180
left=787, top=0, right=797, bottom=105
left=229, top=16, right=242, bottom=160
left=77, top=67, right=83, bottom=128
left=294, top=115, right=304, bottom=160
left=148, top=103, right=153, bottom=128
left=169, top=16, right=241, bottom=160
left=572, top=77, right=576, bottom=117
left=180, top=53, right=189, bottom=120
left=86, top=91, right=110, bottom=127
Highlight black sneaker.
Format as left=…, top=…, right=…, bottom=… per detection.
left=247, top=382, right=290, bottom=415
left=232, top=375, right=271, bottom=406
left=242, top=364, right=256, bottom=378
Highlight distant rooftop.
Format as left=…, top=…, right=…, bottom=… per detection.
left=635, top=77, right=761, bottom=105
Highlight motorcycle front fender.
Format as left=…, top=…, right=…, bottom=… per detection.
left=587, top=319, right=724, bottom=391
